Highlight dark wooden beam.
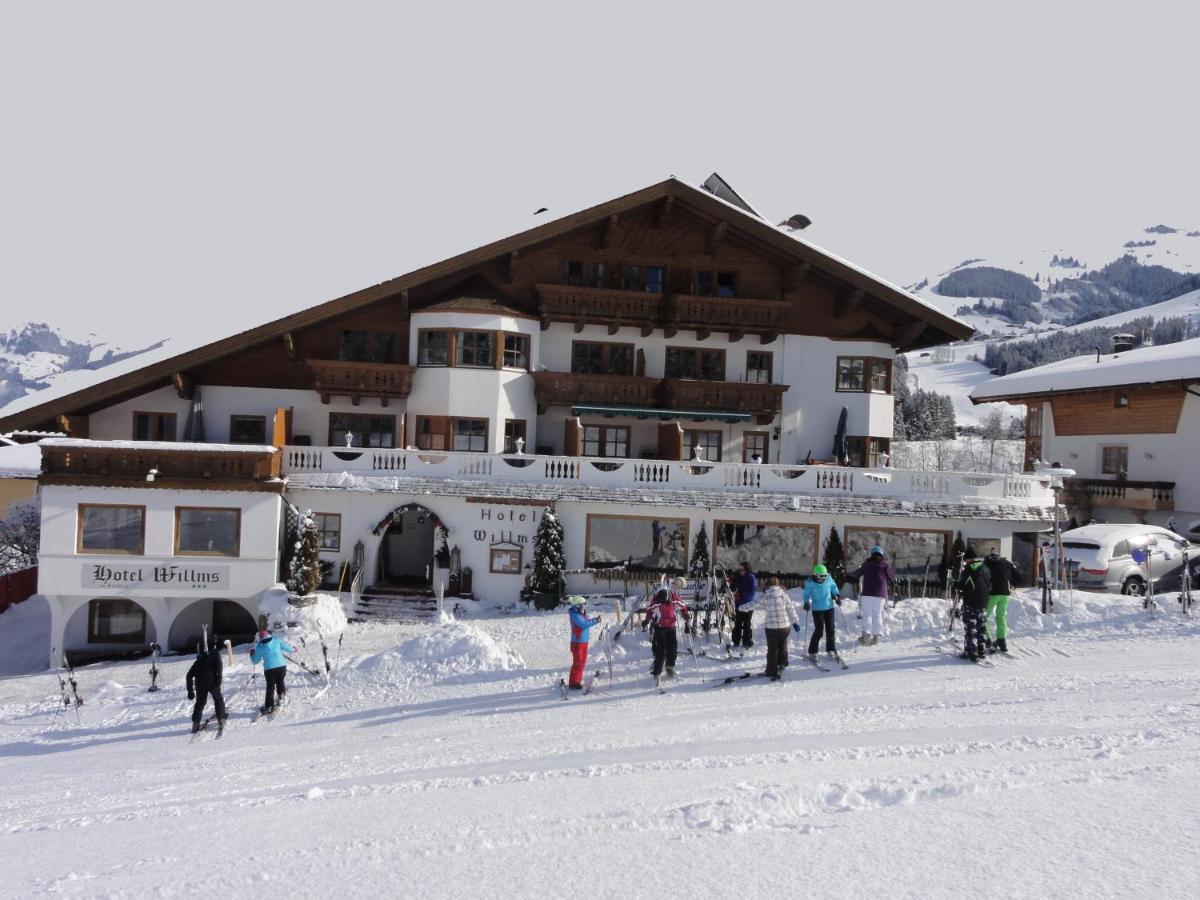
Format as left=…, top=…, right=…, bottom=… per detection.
left=707, top=221, right=728, bottom=256
left=574, top=321, right=585, bottom=334
left=729, top=329, right=744, bottom=343
left=602, top=215, right=619, bottom=250
left=783, top=262, right=811, bottom=294
left=173, top=372, right=194, bottom=400
left=653, top=195, right=673, bottom=229
left=760, top=331, right=777, bottom=345
left=399, top=289, right=410, bottom=314
left=664, top=325, right=678, bottom=339
left=640, top=324, right=654, bottom=338
left=607, top=322, right=620, bottom=335
left=696, top=327, right=711, bottom=341
left=282, top=332, right=296, bottom=360
left=833, top=289, right=864, bottom=320
left=895, top=320, right=928, bottom=345
left=505, top=252, right=519, bottom=285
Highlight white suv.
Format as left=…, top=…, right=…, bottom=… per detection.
left=1046, top=523, right=1198, bottom=596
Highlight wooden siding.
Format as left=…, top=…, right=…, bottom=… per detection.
left=1049, top=384, right=1185, bottom=435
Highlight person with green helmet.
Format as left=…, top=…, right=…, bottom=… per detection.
left=566, top=596, right=601, bottom=690
left=802, top=563, right=842, bottom=663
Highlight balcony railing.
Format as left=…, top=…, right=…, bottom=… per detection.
left=662, top=380, right=787, bottom=421
left=535, top=285, right=662, bottom=331
left=665, top=294, right=790, bottom=337
left=281, top=445, right=1055, bottom=507
left=1068, top=477, right=1175, bottom=511
left=39, top=440, right=282, bottom=490
left=308, top=359, right=415, bottom=404
left=532, top=372, right=661, bottom=407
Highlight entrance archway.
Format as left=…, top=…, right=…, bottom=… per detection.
left=371, top=504, right=446, bottom=588
left=64, top=598, right=157, bottom=664
left=168, top=599, right=258, bottom=652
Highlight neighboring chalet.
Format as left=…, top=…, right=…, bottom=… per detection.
left=971, top=334, right=1200, bottom=536
left=0, top=173, right=1058, bottom=665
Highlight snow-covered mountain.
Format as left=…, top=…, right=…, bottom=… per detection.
left=0, top=323, right=165, bottom=415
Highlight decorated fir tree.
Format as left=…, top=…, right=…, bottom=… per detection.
left=287, top=510, right=322, bottom=596
left=530, top=505, right=565, bottom=598
left=948, top=530, right=967, bottom=584
left=823, top=526, right=847, bottom=587
left=689, top=522, right=711, bottom=582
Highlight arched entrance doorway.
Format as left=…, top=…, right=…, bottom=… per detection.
left=371, top=504, right=446, bottom=588
left=168, top=600, right=258, bottom=652
left=64, top=598, right=157, bottom=664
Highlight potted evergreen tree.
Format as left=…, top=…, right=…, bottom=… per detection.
left=529, top=506, right=565, bottom=610
left=287, top=510, right=322, bottom=605
left=689, top=522, right=711, bottom=584
left=823, top=526, right=847, bottom=589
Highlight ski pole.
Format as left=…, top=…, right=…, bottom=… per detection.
left=283, top=654, right=324, bottom=679
left=333, top=632, right=345, bottom=675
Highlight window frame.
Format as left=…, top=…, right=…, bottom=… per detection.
left=845, top=436, right=892, bottom=468
left=742, top=431, right=770, bottom=463
left=684, top=429, right=723, bottom=462
left=489, top=545, right=523, bottom=574
left=87, top=598, right=147, bottom=644
left=417, top=329, right=451, bottom=367
left=338, top=329, right=398, bottom=364
left=503, top=419, right=527, bottom=454
left=313, top=512, right=342, bottom=552
left=582, top=424, right=631, bottom=459
left=836, top=356, right=894, bottom=394
left=451, top=417, right=489, bottom=453
left=229, top=414, right=267, bottom=445
left=745, top=351, right=773, bottom=384
left=328, top=413, right=397, bottom=448
left=502, top=333, right=531, bottom=371
left=173, top=506, right=242, bottom=558
left=77, top=503, right=146, bottom=556
left=694, top=269, right=738, bottom=298
left=665, top=346, right=726, bottom=381
left=1100, top=444, right=1128, bottom=477
left=571, top=340, right=635, bottom=376
left=454, top=329, right=495, bottom=368
left=132, top=411, right=177, bottom=442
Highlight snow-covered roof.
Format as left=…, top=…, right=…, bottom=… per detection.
left=970, top=336, right=1200, bottom=402
left=0, top=442, right=42, bottom=478
left=39, top=438, right=277, bottom=454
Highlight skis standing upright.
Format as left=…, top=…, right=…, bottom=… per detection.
left=148, top=642, right=161, bottom=693
left=316, top=629, right=332, bottom=682
left=62, top=652, right=84, bottom=721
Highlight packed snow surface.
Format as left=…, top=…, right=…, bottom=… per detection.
left=1, top=590, right=1198, bottom=898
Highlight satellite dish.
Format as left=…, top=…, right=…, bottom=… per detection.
left=533, top=207, right=548, bottom=215
left=779, top=214, right=812, bottom=231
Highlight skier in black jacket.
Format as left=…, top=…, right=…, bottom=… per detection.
left=956, top=548, right=992, bottom=661
left=983, top=551, right=1020, bottom=654
left=186, top=641, right=227, bottom=734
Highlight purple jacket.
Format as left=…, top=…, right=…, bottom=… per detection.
left=848, top=556, right=896, bottom=599
left=731, top=571, right=758, bottom=608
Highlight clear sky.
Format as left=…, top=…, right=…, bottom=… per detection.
left=1, top=1, right=1197, bottom=346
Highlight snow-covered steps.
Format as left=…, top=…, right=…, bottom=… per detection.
left=353, top=590, right=439, bottom=623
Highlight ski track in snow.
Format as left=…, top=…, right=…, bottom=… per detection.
left=1, top=591, right=1199, bottom=898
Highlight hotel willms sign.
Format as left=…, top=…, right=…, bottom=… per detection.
left=84, top=562, right=231, bottom=591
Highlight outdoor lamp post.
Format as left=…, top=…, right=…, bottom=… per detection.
left=1035, top=460, right=1076, bottom=606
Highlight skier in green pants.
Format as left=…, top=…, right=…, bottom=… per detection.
left=983, top=550, right=1020, bottom=654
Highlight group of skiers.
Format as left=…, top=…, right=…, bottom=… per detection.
left=185, top=629, right=295, bottom=733
left=564, top=544, right=1022, bottom=682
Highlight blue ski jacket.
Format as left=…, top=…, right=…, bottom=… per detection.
left=802, top=577, right=840, bottom=612
left=250, top=634, right=295, bottom=671
left=731, top=571, right=758, bottom=608
left=568, top=607, right=600, bottom=644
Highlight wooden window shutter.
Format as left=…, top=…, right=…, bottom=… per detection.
left=564, top=417, right=583, bottom=457
left=635, top=347, right=646, bottom=377
left=657, top=422, right=683, bottom=460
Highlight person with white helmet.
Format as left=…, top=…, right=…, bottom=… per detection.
left=565, top=596, right=601, bottom=690
left=847, top=546, right=896, bottom=645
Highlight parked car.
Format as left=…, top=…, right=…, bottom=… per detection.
left=1044, top=523, right=1200, bottom=596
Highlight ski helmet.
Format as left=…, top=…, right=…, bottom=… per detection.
left=870, top=546, right=884, bottom=557
left=567, top=595, right=587, bottom=607
left=812, top=564, right=828, bottom=576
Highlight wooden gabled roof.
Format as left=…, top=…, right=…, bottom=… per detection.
left=0, top=176, right=971, bottom=432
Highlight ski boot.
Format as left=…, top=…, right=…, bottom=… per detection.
left=217, top=718, right=226, bottom=737
left=869, top=634, right=880, bottom=646
left=858, top=633, right=871, bottom=645
left=958, top=651, right=978, bottom=662
left=996, top=638, right=1009, bottom=654
left=191, top=720, right=202, bottom=734
left=653, top=674, right=661, bottom=688
left=806, top=652, right=819, bottom=664
left=665, top=667, right=676, bottom=679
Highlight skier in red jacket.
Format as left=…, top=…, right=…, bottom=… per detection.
left=566, top=596, right=601, bottom=689
left=646, top=578, right=689, bottom=685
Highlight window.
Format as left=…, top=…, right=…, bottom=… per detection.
left=328, top=413, right=395, bottom=448
left=88, top=599, right=146, bottom=644
left=418, top=330, right=450, bottom=366
left=503, top=333, right=530, bottom=370
left=644, top=266, right=665, bottom=294
left=836, top=357, right=865, bottom=391
left=78, top=504, right=145, bottom=555
left=1101, top=445, right=1128, bottom=476
left=746, top=351, right=772, bottom=384
left=229, top=415, right=267, bottom=445
left=743, top=431, right=769, bottom=463
left=564, top=260, right=584, bottom=286
left=490, top=545, right=523, bottom=574
left=583, top=424, right=630, bottom=458
left=845, top=436, right=891, bottom=468
left=503, top=419, right=527, bottom=454
left=314, top=513, right=341, bottom=552
left=665, top=347, right=725, bottom=381
left=684, top=430, right=722, bottom=462
left=571, top=341, right=634, bottom=375
left=696, top=270, right=737, bottom=297
left=837, top=356, right=894, bottom=394
left=455, top=331, right=494, bottom=368
left=1114, top=391, right=1130, bottom=408
left=621, top=264, right=642, bottom=292
left=585, top=262, right=606, bottom=289
left=339, top=331, right=397, bottom=363
left=452, top=418, right=488, bottom=452
left=620, top=264, right=666, bottom=293
left=175, top=507, right=241, bottom=557
left=1112, top=540, right=1131, bottom=558
left=1024, top=402, right=1043, bottom=472
left=133, top=412, right=176, bottom=442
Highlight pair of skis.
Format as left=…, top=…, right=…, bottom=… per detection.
left=51, top=649, right=85, bottom=723
left=806, top=652, right=849, bottom=672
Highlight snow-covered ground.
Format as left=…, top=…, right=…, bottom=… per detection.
left=1, top=590, right=1198, bottom=898
left=903, top=351, right=1003, bottom=426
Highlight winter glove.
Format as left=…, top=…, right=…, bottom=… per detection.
left=187, top=689, right=195, bottom=700
left=803, top=602, right=811, bottom=612
left=836, top=599, right=842, bottom=607
left=792, top=623, right=801, bottom=633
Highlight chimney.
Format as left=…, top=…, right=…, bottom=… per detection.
left=1111, top=333, right=1135, bottom=354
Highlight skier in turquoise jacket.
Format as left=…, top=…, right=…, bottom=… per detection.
left=802, top=563, right=841, bottom=659
left=250, top=630, right=295, bottom=713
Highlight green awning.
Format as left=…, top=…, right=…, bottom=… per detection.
left=569, top=403, right=751, bottom=423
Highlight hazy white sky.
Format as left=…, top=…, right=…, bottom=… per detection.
left=2, top=1, right=1197, bottom=346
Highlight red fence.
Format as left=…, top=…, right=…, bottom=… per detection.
left=0, top=566, right=37, bottom=614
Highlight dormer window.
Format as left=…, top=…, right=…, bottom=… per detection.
left=339, top=330, right=396, bottom=364
left=696, top=270, right=737, bottom=298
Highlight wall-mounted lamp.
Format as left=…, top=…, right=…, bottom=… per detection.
left=1144, top=452, right=1154, bottom=460
left=146, top=468, right=159, bottom=483
left=1068, top=453, right=1078, bottom=460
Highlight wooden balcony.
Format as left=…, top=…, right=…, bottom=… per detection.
left=532, top=372, right=661, bottom=409
left=662, top=380, right=788, bottom=424
left=1068, top=478, right=1175, bottom=512
left=535, top=284, right=663, bottom=335
left=665, top=294, right=790, bottom=341
left=308, top=359, right=415, bottom=405
left=39, top=440, right=282, bottom=492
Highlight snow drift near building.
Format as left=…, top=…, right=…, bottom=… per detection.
left=355, top=622, right=525, bottom=685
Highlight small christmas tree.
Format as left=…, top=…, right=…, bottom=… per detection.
left=287, top=510, right=322, bottom=596
left=823, top=526, right=847, bottom=586
left=530, top=505, right=565, bottom=600
left=689, top=522, right=711, bottom=581
left=948, top=530, right=967, bottom=584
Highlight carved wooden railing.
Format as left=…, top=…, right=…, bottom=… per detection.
left=535, top=285, right=662, bottom=329
left=665, top=294, right=790, bottom=336
left=660, top=380, right=787, bottom=421
left=307, top=359, right=415, bottom=403
left=39, top=440, right=280, bottom=490
left=532, top=372, right=661, bottom=407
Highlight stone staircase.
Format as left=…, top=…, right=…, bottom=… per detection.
left=352, top=584, right=439, bottom=624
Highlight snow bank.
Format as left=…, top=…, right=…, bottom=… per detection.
left=0, top=595, right=49, bottom=674
left=259, top=585, right=348, bottom=641
left=356, top=621, right=524, bottom=684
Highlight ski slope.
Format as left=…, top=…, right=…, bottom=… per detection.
left=1, top=591, right=1197, bottom=898
left=903, top=351, right=1005, bottom=426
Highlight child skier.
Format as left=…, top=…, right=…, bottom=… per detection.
left=646, top=579, right=689, bottom=684
left=250, top=629, right=295, bottom=713
left=566, top=596, right=601, bottom=690
left=957, top=548, right=992, bottom=661
left=186, top=639, right=226, bottom=734
left=802, top=563, right=841, bottom=663
left=848, top=546, right=896, bottom=645
left=983, top=550, right=1019, bottom=654
left=742, top=576, right=800, bottom=681
left=730, top=561, right=759, bottom=650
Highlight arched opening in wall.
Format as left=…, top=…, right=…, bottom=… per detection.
left=63, top=598, right=157, bottom=665
left=371, top=504, right=445, bottom=589
left=168, top=600, right=258, bottom=653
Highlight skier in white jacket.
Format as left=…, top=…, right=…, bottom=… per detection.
left=742, top=576, right=801, bottom=681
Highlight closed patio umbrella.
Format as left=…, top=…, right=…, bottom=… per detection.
left=182, top=388, right=206, bottom=442
left=832, top=406, right=848, bottom=464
